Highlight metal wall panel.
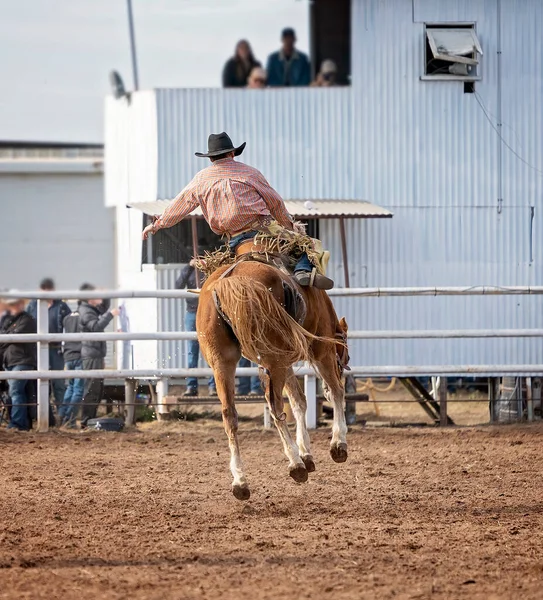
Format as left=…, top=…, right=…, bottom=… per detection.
left=157, top=265, right=186, bottom=369
left=155, top=88, right=354, bottom=202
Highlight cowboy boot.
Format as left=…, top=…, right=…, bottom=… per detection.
left=295, top=269, right=334, bottom=290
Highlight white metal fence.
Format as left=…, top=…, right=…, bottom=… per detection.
left=2, top=287, right=543, bottom=432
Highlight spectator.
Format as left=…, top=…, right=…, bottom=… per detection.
left=247, top=67, right=267, bottom=89
left=27, top=278, right=71, bottom=412
left=0, top=294, right=36, bottom=431
left=266, top=27, right=310, bottom=87
left=222, top=40, right=261, bottom=88
left=311, top=59, right=338, bottom=87
left=236, top=357, right=263, bottom=396
left=58, top=294, right=85, bottom=428
left=176, top=260, right=217, bottom=397
left=78, top=285, right=119, bottom=428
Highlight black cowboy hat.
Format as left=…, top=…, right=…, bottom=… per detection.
left=195, top=132, right=246, bottom=158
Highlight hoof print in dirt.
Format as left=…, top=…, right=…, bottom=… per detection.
left=232, top=485, right=251, bottom=501
left=289, top=465, right=309, bottom=483
left=330, top=443, right=348, bottom=463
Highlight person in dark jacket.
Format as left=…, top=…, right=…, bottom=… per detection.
left=78, top=284, right=119, bottom=428
left=266, top=27, right=311, bottom=87
left=0, top=296, right=37, bottom=430
left=176, top=261, right=217, bottom=396
left=27, top=278, right=71, bottom=411
left=222, top=39, right=261, bottom=88
left=58, top=303, right=84, bottom=428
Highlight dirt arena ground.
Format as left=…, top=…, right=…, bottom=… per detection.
left=1, top=422, right=542, bottom=600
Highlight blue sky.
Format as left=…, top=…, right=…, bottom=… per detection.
left=0, top=0, right=308, bottom=143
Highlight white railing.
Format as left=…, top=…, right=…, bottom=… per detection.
left=2, top=286, right=543, bottom=432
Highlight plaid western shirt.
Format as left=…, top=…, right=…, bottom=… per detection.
left=152, top=158, right=294, bottom=236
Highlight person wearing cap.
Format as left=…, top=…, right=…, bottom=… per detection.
left=0, top=295, right=37, bottom=431
left=247, top=67, right=267, bottom=89
left=27, top=277, right=71, bottom=412
left=142, top=132, right=334, bottom=290
left=266, top=27, right=311, bottom=87
left=311, top=59, right=338, bottom=87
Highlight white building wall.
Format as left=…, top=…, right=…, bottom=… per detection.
left=0, top=172, right=115, bottom=290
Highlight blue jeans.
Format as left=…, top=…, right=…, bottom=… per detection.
left=229, top=231, right=312, bottom=272
left=7, top=365, right=32, bottom=431
left=185, top=311, right=215, bottom=391
left=59, top=359, right=84, bottom=426
left=237, top=357, right=263, bottom=395
left=49, top=347, right=66, bottom=410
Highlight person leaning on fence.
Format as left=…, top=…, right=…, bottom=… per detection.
left=78, top=284, right=119, bottom=429
left=247, top=67, right=267, bottom=89
left=175, top=260, right=217, bottom=397
left=266, top=27, right=310, bottom=87
left=0, top=295, right=37, bottom=431
left=27, top=278, right=71, bottom=412
left=222, top=39, right=262, bottom=88
left=311, top=59, right=338, bottom=87
left=58, top=296, right=85, bottom=428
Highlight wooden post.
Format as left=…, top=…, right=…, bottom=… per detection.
left=339, top=217, right=350, bottom=287
left=439, top=377, right=448, bottom=427
left=37, top=299, right=50, bottom=432
left=526, top=377, right=534, bottom=422
left=190, top=216, right=200, bottom=288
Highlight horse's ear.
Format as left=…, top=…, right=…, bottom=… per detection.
left=339, top=317, right=348, bottom=332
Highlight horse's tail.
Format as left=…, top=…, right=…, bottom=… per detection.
left=212, top=276, right=313, bottom=365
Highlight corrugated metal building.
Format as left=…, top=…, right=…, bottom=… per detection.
left=0, top=142, right=115, bottom=290
left=105, top=0, right=543, bottom=370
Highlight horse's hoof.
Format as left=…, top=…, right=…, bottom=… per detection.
left=232, top=484, right=251, bottom=501
left=289, top=464, right=309, bottom=483
left=330, top=442, right=348, bottom=463
left=301, top=455, right=316, bottom=473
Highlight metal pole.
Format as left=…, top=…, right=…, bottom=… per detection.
left=339, top=217, right=350, bottom=287
left=124, top=378, right=136, bottom=425
left=191, top=216, right=200, bottom=288
left=156, top=378, right=169, bottom=417
left=304, top=363, right=317, bottom=429
left=37, top=299, right=50, bottom=432
left=526, top=377, right=533, bottom=422
left=439, top=377, right=448, bottom=427
left=126, top=0, right=139, bottom=90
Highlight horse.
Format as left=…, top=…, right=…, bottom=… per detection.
left=196, top=252, right=350, bottom=501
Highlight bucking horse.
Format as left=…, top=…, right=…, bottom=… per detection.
left=196, top=236, right=350, bottom=500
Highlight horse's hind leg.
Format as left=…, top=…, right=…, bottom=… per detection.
left=204, top=341, right=249, bottom=500
left=284, top=368, right=315, bottom=473
left=266, top=366, right=308, bottom=483
left=315, top=353, right=348, bottom=463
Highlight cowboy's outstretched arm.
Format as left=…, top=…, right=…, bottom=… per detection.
left=142, top=181, right=198, bottom=239
left=253, top=172, right=294, bottom=230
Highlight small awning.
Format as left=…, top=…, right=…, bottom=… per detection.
left=128, top=199, right=393, bottom=219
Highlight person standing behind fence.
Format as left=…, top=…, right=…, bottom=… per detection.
left=58, top=298, right=84, bottom=428
left=222, top=39, right=261, bottom=88
left=78, top=284, right=119, bottom=428
left=0, top=295, right=37, bottom=431
left=266, top=28, right=310, bottom=87
left=27, top=278, right=71, bottom=412
left=175, top=261, right=217, bottom=397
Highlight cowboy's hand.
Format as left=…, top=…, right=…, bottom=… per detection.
left=142, top=224, right=155, bottom=240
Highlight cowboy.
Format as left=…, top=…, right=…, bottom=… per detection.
left=142, top=132, right=334, bottom=290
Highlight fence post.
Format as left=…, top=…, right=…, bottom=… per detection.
left=156, top=378, right=169, bottom=417
left=439, top=377, right=448, bottom=427
left=304, top=364, right=317, bottom=429
left=37, top=299, right=50, bottom=432
left=124, top=378, right=136, bottom=426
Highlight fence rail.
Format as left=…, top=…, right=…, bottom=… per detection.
left=1, top=287, right=542, bottom=432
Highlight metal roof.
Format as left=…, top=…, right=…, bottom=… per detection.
left=127, top=199, right=393, bottom=219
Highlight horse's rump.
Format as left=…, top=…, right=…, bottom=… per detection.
left=212, top=273, right=313, bottom=366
